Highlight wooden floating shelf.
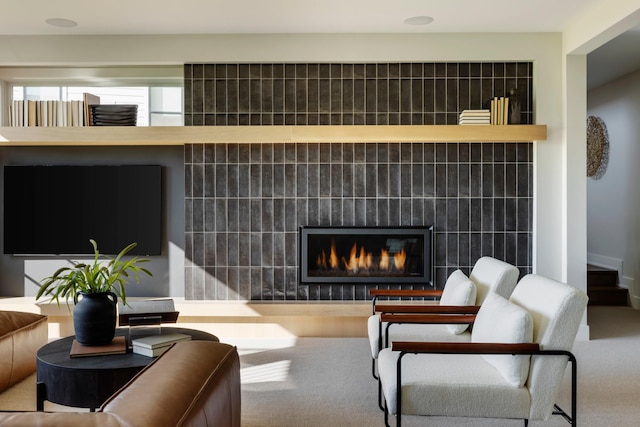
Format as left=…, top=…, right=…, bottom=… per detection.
left=0, top=125, right=546, bottom=146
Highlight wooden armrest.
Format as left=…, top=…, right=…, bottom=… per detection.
left=392, top=341, right=540, bottom=355
left=381, top=313, right=476, bottom=324
left=376, top=304, right=480, bottom=314
left=369, top=289, right=443, bottom=298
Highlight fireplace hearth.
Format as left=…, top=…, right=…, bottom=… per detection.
left=299, top=226, right=433, bottom=285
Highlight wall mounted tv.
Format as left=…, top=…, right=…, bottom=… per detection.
left=3, top=165, right=162, bottom=256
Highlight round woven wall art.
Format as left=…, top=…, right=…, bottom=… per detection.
left=586, top=116, right=609, bottom=179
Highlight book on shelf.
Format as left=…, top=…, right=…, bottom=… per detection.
left=489, top=96, right=510, bottom=125
left=83, top=92, right=101, bottom=126
left=131, top=333, right=191, bottom=357
left=459, top=109, right=490, bottom=125
left=70, top=335, right=127, bottom=358
left=8, top=92, right=100, bottom=127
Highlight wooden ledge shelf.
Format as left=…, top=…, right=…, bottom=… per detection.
left=0, top=124, right=546, bottom=146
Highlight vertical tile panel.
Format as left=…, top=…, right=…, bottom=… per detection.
left=184, top=62, right=534, bottom=300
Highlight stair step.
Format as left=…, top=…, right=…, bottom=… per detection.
left=587, top=264, right=618, bottom=288
left=587, top=265, right=627, bottom=306
left=588, top=286, right=628, bottom=306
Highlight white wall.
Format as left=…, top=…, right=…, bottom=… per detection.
left=587, top=69, right=640, bottom=306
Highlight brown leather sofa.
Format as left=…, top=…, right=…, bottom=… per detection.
left=0, top=340, right=241, bottom=427
left=0, top=311, right=48, bottom=393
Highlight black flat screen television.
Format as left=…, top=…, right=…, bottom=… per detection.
left=3, top=165, right=162, bottom=256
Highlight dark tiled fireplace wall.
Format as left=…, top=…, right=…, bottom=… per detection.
left=183, top=62, right=533, bottom=301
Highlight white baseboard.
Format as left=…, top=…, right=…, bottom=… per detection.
left=630, top=293, right=640, bottom=310
left=620, top=275, right=634, bottom=290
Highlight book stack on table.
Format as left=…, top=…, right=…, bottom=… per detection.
left=132, top=333, right=191, bottom=357
left=458, top=109, right=491, bottom=125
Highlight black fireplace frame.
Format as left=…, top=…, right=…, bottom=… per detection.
left=299, top=226, right=434, bottom=286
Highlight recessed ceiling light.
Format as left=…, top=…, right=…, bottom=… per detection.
left=45, top=18, right=78, bottom=28
left=404, top=16, right=434, bottom=26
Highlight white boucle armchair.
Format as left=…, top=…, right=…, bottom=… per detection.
left=377, top=274, right=588, bottom=427
left=368, top=256, right=520, bottom=378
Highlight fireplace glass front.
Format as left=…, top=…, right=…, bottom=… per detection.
left=299, top=226, right=433, bottom=285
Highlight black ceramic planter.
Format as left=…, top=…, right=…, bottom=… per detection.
left=73, top=291, right=118, bottom=346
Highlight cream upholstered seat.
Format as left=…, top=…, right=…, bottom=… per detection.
left=367, top=256, right=520, bottom=372
left=378, top=274, right=588, bottom=427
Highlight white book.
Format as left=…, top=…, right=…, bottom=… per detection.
left=132, top=344, right=174, bottom=357
left=132, top=333, right=191, bottom=350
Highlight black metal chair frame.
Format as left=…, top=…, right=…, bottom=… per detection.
left=383, top=347, right=577, bottom=427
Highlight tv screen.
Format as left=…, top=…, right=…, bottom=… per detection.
left=3, top=165, right=162, bottom=255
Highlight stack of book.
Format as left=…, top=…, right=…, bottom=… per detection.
left=459, top=109, right=491, bottom=125
left=132, top=333, right=191, bottom=357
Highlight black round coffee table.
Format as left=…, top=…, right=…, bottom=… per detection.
left=36, top=327, right=218, bottom=411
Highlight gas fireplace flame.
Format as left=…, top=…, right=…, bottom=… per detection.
left=380, top=249, right=389, bottom=271
left=317, top=240, right=406, bottom=274
left=330, top=244, right=339, bottom=269
left=394, top=249, right=406, bottom=271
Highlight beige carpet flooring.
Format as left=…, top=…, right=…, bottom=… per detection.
left=2, top=306, right=639, bottom=426
left=240, top=306, right=640, bottom=427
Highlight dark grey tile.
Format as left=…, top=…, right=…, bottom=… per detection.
left=458, top=232, right=470, bottom=268
left=376, top=164, right=388, bottom=198
left=319, top=198, right=331, bottom=224
left=447, top=233, right=459, bottom=266
left=389, top=164, right=401, bottom=197
left=494, top=198, right=505, bottom=231
left=481, top=233, right=494, bottom=258
left=204, top=198, right=215, bottom=232
left=375, top=199, right=387, bottom=225
left=192, top=198, right=204, bottom=232
left=400, top=199, right=412, bottom=226
left=482, top=164, right=493, bottom=197
left=204, top=233, right=216, bottom=266
left=458, top=198, right=470, bottom=232
left=307, top=198, right=319, bottom=225
left=238, top=199, right=250, bottom=232
left=366, top=199, right=378, bottom=226
left=517, top=198, right=529, bottom=232
left=215, top=199, right=227, bottom=232
left=435, top=143, right=447, bottom=163
left=185, top=199, right=194, bottom=232
left=262, top=199, right=274, bottom=232
left=517, top=164, right=530, bottom=198
left=482, top=199, right=493, bottom=231
left=435, top=164, right=447, bottom=197
left=332, top=199, right=344, bottom=225
left=307, top=164, right=319, bottom=197
left=435, top=198, right=447, bottom=231
left=354, top=198, right=366, bottom=225
left=319, top=164, right=331, bottom=197
left=366, top=164, right=377, bottom=198
left=331, top=164, right=343, bottom=197
left=227, top=200, right=239, bottom=232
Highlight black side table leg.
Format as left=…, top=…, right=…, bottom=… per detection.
left=36, top=382, right=46, bottom=411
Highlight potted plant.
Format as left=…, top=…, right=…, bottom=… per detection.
left=36, top=239, right=152, bottom=346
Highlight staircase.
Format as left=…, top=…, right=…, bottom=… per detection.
left=587, top=264, right=628, bottom=306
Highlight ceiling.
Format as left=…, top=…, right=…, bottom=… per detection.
left=0, top=0, right=638, bottom=89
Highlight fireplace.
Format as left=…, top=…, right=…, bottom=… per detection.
left=299, top=226, right=434, bottom=285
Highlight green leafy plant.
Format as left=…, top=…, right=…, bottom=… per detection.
left=36, top=239, right=152, bottom=306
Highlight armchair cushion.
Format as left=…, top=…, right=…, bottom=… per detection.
left=471, top=293, right=533, bottom=387
left=439, top=269, right=477, bottom=334
left=378, top=350, right=531, bottom=417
